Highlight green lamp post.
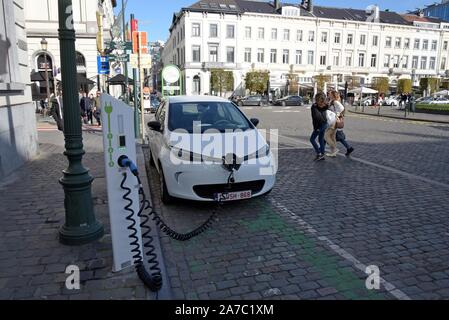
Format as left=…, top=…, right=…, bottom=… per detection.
left=57, top=0, right=104, bottom=245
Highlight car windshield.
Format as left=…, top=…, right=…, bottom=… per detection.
left=168, top=101, right=253, bottom=133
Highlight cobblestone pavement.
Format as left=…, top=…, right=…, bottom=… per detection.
left=144, top=107, right=449, bottom=300
left=0, top=129, right=153, bottom=300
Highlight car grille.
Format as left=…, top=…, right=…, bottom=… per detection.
left=193, top=180, right=265, bottom=199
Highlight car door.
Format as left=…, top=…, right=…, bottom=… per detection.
left=149, top=101, right=166, bottom=165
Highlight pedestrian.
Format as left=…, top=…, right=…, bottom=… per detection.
left=310, top=92, right=329, bottom=161
left=79, top=91, right=88, bottom=124
left=331, top=94, right=355, bottom=157
left=50, top=91, right=64, bottom=132
left=87, top=93, right=94, bottom=124
left=324, top=90, right=345, bottom=157
left=92, top=90, right=102, bottom=126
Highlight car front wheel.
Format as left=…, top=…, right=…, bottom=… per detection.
left=159, top=165, right=174, bottom=204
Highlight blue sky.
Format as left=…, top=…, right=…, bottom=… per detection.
left=119, top=0, right=433, bottom=42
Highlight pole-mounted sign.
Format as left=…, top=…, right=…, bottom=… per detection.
left=161, top=65, right=183, bottom=97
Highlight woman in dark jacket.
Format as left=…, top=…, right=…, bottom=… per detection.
left=310, top=92, right=329, bottom=161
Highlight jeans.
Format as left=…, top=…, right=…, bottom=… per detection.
left=310, top=123, right=328, bottom=155
left=336, top=130, right=351, bottom=150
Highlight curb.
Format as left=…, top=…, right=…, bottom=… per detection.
left=136, top=143, right=173, bottom=300
left=348, top=109, right=449, bottom=125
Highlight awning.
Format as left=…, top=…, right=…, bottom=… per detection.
left=77, top=73, right=95, bottom=85
left=348, top=87, right=378, bottom=94
left=30, top=71, right=53, bottom=82
left=107, top=74, right=134, bottom=85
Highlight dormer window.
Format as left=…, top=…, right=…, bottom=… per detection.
left=282, top=6, right=300, bottom=17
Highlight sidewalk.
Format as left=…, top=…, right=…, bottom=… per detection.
left=346, top=105, right=449, bottom=124
left=0, top=124, right=157, bottom=300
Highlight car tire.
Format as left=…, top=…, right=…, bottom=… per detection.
left=158, top=165, right=174, bottom=205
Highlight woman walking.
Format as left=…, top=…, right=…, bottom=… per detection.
left=310, top=92, right=329, bottom=161
left=324, top=90, right=345, bottom=157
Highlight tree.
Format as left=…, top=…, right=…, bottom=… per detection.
left=287, top=72, right=299, bottom=95
left=397, top=79, right=412, bottom=94
left=245, top=70, right=269, bottom=94
left=313, top=74, right=331, bottom=92
left=371, top=77, right=389, bottom=95
left=420, top=77, right=440, bottom=95
left=210, top=69, right=234, bottom=97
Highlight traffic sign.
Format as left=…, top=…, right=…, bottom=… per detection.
left=129, top=54, right=152, bottom=68
left=132, top=31, right=148, bottom=54
left=97, top=56, right=110, bottom=75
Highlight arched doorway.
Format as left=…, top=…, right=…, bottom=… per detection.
left=193, top=75, right=201, bottom=95
left=36, top=53, right=54, bottom=95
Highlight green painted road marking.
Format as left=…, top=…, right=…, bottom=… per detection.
left=104, top=103, right=114, bottom=167
left=239, top=200, right=387, bottom=300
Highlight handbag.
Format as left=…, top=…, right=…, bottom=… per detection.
left=336, top=115, right=345, bottom=129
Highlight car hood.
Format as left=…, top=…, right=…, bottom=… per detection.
left=167, top=130, right=269, bottom=161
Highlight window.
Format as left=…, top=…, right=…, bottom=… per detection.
left=358, top=53, right=365, bottom=67
left=333, top=53, right=340, bottom=66
left=334, top=33, right=341, bottom=44
left=192, top=23, right=201, bottom=37
left=308, top=31, right=315, bottom=42
left=420, top=56, right=427, bottom=69
left=395, top=37, right=401, bottom=48
left=283, top=29, right=290, bottom=41
left=296, top=50, right=302, bottom=64
left=320, top=53, right=326, bottom=66
left=404, top=38, right=410, bottom=49
left=372, top=35, right=378, bottom=46
left=307, top=50, right=314, bottom=65
left=192, top=46, right=201, bottom=62
left=360, top=34, right=366, bottom=46
left=393, top=55, right=400, bottom=68
left=270, top=49, right=277, bottom=63
left=226, top=47, right=235, bottom=63
left=384, top=54, right=390, bottom=68
left=429, top=57, right=436, bottom=69
left=245, top=27, right=252, bottom=39
left=346, top=53, right=352, bottom=66
left=414, top=39, right=420, bottom=50
left=412, top=56, right=419, bottom=69
left=441, top=57, right=447, bottom=70
left=402, top=56, right=408, bottom=69
left=423, top=40, right=429, bottom=50
left=321, top=32, right=328, bottom=43
left=385, top=37, right=392, bottom=48
left=431, top=40, right=437, bottom=51
left=257, top=48, right=264, bottom=63
left=226, top=25, right=235, bottom=39
left=271, top=28, right=278, bottom=40
left=209, top=45, right=218, bottom=62
left=297, top=30, right=303, bottom=42
left=258, top=27, right=265, bottom=39
left=209, top=24, right=218, bottom=38
left=444, top=41, right=448, bottom=50
left=283, top=50, right=289, bottom=64
left=192, top=76, right=201, bottom=95
left=244, top=48, right=251, bottom=63
left=371, top=54, right=377, bottom=68
left=347, top=34, right=353, bottom=45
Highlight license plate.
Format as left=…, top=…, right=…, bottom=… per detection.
left=214, top=190, right=252, bottom=202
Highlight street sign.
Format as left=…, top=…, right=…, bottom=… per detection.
left=163, top=86, right=180, bottom=90
left=109, top=41, right=132, bottom=51
left=129, top=54, right=152, bottom=68
left=132, top=31, right=148, bottom=54
left=97, top=56, right=110, bottom=75
left=162, top=65, right=181, bottom=84
left=109, top=53, right=129, bottom=62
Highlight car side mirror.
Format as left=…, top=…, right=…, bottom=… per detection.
left=148, top=121, right=162, bottom=132
left=250, top=118, right=259, bottom=127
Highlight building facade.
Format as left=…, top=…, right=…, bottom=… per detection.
left=1, top=0, right=38, bottom=179
left=149, top=40, right=164, bottom=92
left=422, top=1, right=449, bottom=22
left=24, top=0, right=117, bottom=98
left=163, top=0, right=449, bottom=97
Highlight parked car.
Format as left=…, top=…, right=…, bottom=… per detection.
left=354, top=96, right=375, bottom=106
left=383, top=96, right=400, bottom=107
left=273, top=95, right=303, bottom=106
left=429, top=97, right=449, bottom=104
left=146, top=96, right=276, bottom=203
left=236, top=95, right=268, bottom=107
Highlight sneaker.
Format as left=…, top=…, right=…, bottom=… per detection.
left=314, top=154, right=321, bottom=161
left=345, top=147, right=354, bottom=157
left=326, top=149, right=339, bottom=157
left=316, top=154, right=325, bottom=161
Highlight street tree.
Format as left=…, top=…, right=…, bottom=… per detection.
left=245, top=70, right=269, bottom=94
left=420, top=77, right=440, bottom=95
left=287, top=72, right=299, bottom=95
left=210, top=69, right=234, bottom=97
left=313, top=74, right=331, bottom=92
left=397, top=79, right=412, bottom=94
left=371, top=77, right=389, bottom=95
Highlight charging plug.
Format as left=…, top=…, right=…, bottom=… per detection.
left=118, top=155, right=139, bottom=177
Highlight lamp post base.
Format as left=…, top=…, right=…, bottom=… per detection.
left=59, top=222, right=104, bottom=246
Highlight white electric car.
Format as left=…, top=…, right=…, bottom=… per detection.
left=147, top=96, right=276, bottom=203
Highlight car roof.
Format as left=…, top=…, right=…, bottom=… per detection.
left=167, top=95, right=230, bottom=104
